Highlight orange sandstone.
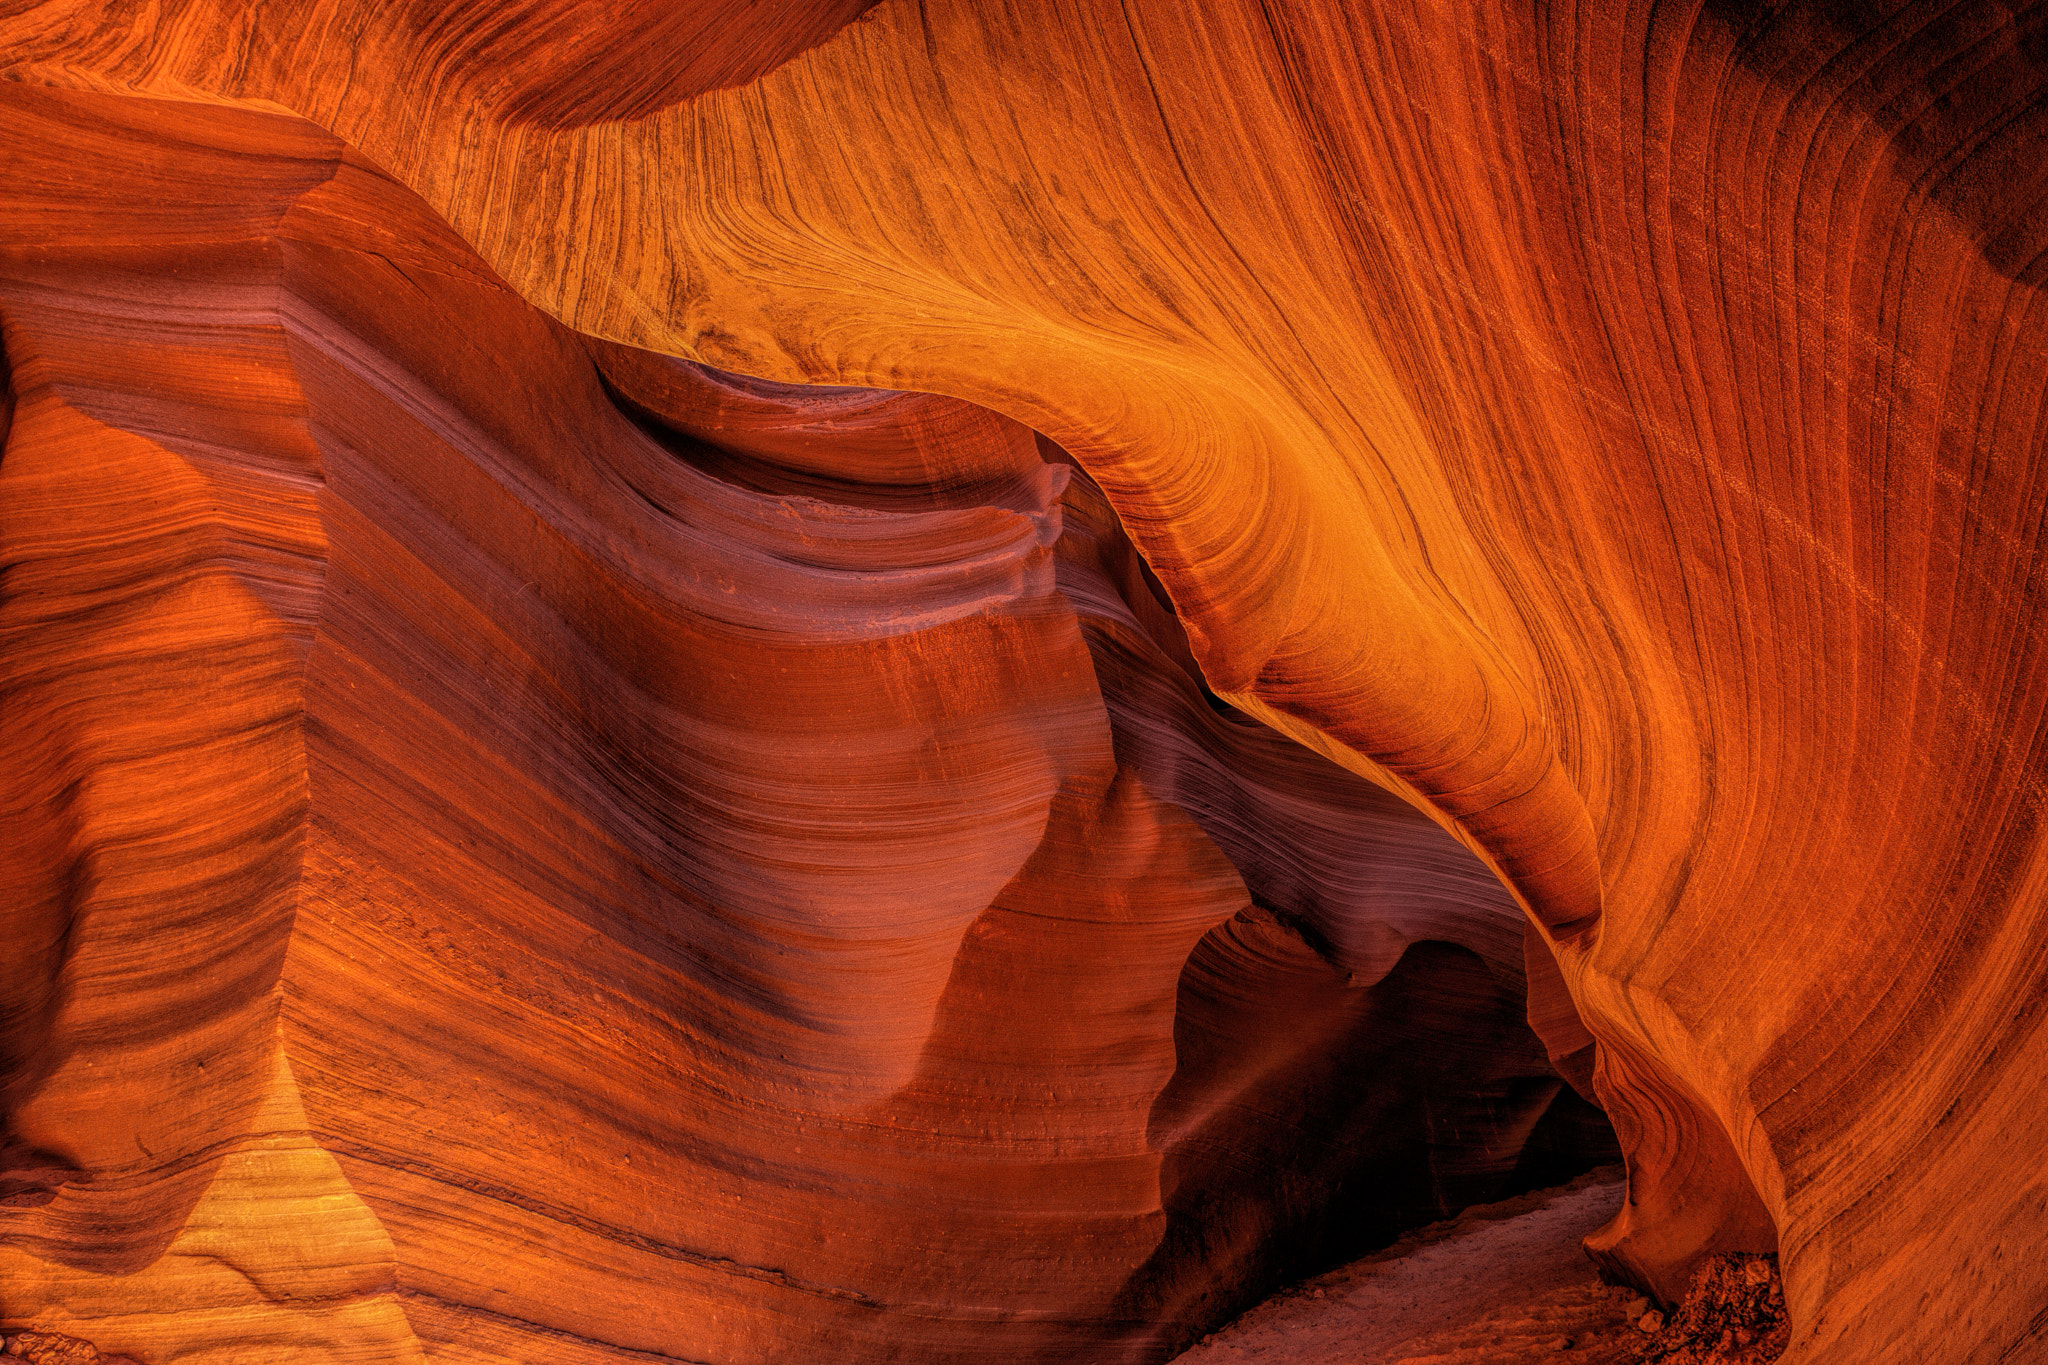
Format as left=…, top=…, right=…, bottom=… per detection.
left=2, top=2, right=2046, bottom=1362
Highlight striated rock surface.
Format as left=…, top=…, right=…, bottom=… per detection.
left=0, top=87, right=1604, bottom=1363
left=3, top=0, right=2047, bottom=1361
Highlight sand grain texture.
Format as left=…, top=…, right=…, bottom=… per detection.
left=1170, top=1172, right=1644, bottom=1365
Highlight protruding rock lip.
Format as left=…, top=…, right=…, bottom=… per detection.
left=408, top=0, right=883, bottom=127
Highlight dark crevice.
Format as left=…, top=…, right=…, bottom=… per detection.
left=572, top=334, right=1621, bottom=1356
left=1705, top=0, right=2048, bottom=285
left=1123, top=928, right=1620, bottom=1349
left=584, top=339, right=1056, bottom=515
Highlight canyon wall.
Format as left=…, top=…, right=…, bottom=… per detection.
left=0, top=86, right=1605, bottom=1362
left=2, top=1, right=2046, bottom=1362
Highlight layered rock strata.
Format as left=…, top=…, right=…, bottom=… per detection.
left=2, top=0, right=2045, bottom=1360
left=0, top=87, right=1604, bottom=1363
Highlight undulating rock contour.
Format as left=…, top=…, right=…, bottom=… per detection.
left=2, top=1, right=2046, bottom=1362
left=0, top=85, right=1608, bottom=1363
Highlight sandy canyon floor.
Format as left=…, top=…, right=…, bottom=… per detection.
left=1168, top=1169, right=1655, bottom=1365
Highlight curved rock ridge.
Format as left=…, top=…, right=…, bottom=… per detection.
left=3, top=0, right=877, bottom=128
left=11, top=2, right=2037, bottom=1359
left=5, top=1, right=2046, bottom=1359
left=0, top=87, right=1607, bottom=1364
left=586, top=336, right=1057, bottom=516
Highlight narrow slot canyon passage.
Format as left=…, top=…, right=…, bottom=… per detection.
left=0, top=130, right=1621, bottom=1360
left=5, top=3, right=2046, bottom=1362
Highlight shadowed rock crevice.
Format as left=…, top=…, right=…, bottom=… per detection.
left=0, top=95, right=1618, bottom=1362
left=594, top=339, right=1625, bottom=1350
left=1120, top=924, right=1615, bottom=1357
left=585, top=336, right=1058, bottom=515
left=1701, top=0, right=2048, bottom=285
left=9, top=0, right=2046, bottom=1351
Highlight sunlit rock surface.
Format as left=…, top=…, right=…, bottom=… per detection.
left=0, top=88, right=1605, bottom=1363
left=3, top=0, right=2046, bottom=1361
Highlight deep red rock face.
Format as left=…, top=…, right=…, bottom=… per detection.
left=4, top=1, right=2047, bottom=1362
left=0, top=87, right=1605, bottom=1363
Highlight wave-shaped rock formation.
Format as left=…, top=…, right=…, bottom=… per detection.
left=0, top=86, right=1609, bottom=1362
left=1, top=1, right=2044, bottom=1362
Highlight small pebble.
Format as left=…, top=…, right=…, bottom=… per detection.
left=1623, top=1295, right=1649, bottom=1317
left=1637, top=1309, right=1665, bottom=1332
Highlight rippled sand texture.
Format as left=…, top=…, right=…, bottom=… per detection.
left=3, top=1, right=2047, bottom=1362
left=0, top=89, right=1607, bottom=1363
